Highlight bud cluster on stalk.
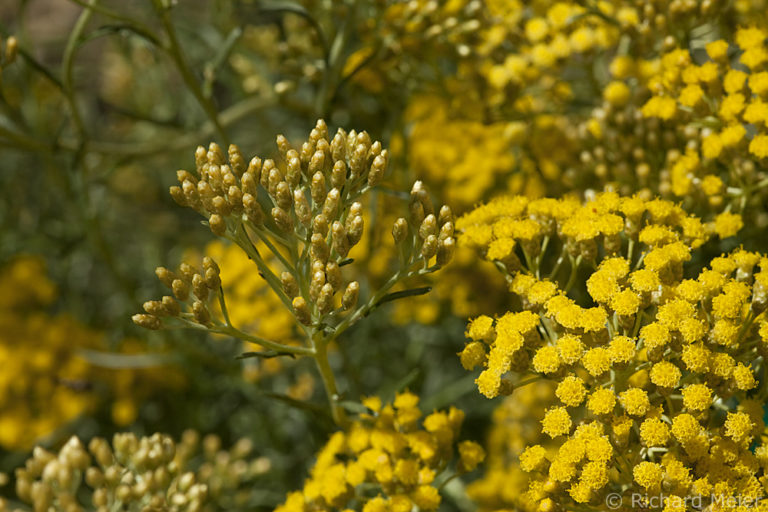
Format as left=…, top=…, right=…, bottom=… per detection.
left=133, top=257, right=221, bottom=330
left=138, top=119, right=453, bottom=334
left=10, top=432, right=267, bottom=512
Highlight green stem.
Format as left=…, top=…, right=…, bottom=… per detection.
left=62, top=0, right=98, bottom=139
left=155, top=2, right=229, bottom=145
left=313, top=334, right=347, bottom=427
left=210, top=324, right=314, bottom=357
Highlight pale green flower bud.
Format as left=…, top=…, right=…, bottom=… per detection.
left=292, top=296, right=311, bottom=325
left=271, top=207, right=293, bottom=232
left=243, top=193, right=264, bottom=226
left=342, top=281, right=359, bottom=310
left=209, top=213, right=227, bottom=236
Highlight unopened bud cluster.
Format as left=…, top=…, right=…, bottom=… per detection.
left=402, top=180, right=456, bottom=267
left=144, top=120, right=453, bottom=332
left=133, top=257, right=220, bottom=329
left=10, top=431, right=266, bottom=512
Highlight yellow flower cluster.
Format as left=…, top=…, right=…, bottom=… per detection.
left=405, top=95, right=522, bottom=212
left=0, top=256, right=181, bottom=451
left=457, top=192, right=768, bottom=508
left=276, top=392, right=483, bottom=512
left=466, top=382, right=555, bottom=512
left=641, top=28, right=768, bottom=221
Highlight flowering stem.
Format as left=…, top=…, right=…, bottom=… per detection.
left=62, top=0, right=97, bottom=140
left=313, top=333, right=348, bottom=427
left=210, top=324, right=314, bottom=357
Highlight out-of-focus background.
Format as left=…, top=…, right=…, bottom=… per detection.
left=2, top=0, right=768, bottom=510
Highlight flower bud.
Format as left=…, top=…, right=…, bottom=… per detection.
left=162, top=296, right=181, bottom=316
left=350, top=143, right=367, bottom=179
left=156, top=267, right=177, bottom=288
left=272, top=207, right=293, bottom=232
left=246, top=157, right=262, bottom=184
left=314, top=119, right=329, bottom=142
left=331, top=131, right=347, bottom=161
left=346, top=129, right=358, bottom=156
left=197, top=181, right=215, bottom=211
left=202, top=255, right=219, bottom=273
left=227, top=186, right=243, bottom=212
left=179, top=264, right=196, bottom=280
left=311, top=233, right=330, bottom=263
left=294, top=190, right=311, bottom=226
left=342, top=281, right=359, bottom=310
left=5, top=36, right=17, bottom=64
left=292, top=296, right=312, bottom=325
left=437, top=237, right=455, bottom=265
left=143, top=300, right=166, bottom=316
left=411, top=181, right=433, bottom=216
left=211, top=195, right=230, bottom=216
left=207, top=142, right=225, bottom=165
left=422, top=234, right=438, bottom=259
left=221, top=165, right=237, bottom=189
left=322, top=188, right=340, bottom=219
left=369, top=140, right=382, bottom=159
left=258, top=159, right=274, bottom=188
left=192, top=301, right=210, bottom=325
left=281, top=272, right=299, bottom=298
left=309, top=150, right=326, bottom=176
left=182, top=180, right=199, bottom=207
left=133, top=314, right=161, bottom=330
left=275, top=182, right=293, bottom=210
left=195, top=146, right=207, bottom=170
left=346, top=215, right=364, bottom=247
left=368, top=154, right=386, bottom=187
left=311, top=171, right=326, bottom=206
left=192, top=274, right=208, bottom=301
left=439, top=221, right=454, bottom=240
left=332, top=221, right=350, bottom=257
left=286, top=156, right=302, bottom=188
left=209, top=214, right=227, bottom=236
left=309, top=270, right=326, bottom=302
left=325, top=261, right=342, bottom=290
left=242, top=193, right=264, bottom=225
left=392, top=218, right=408, bottom=244
left=300, top=141, right=313, bottom=169
left=317, top=283, right=335, bottom=314
left=228, top=144, right=245, bottom=176
left=267, top=168, right=282, bottom=197
left=348, top=201, right=363, bottom=219
left=172, top=279, right=190, bottom=301
left=276, top=134, right=291, bottom=160
left=312, top=214, right=329, bottom=237
left=419, top=214, right=437, bottom=239
left=169, top=185, right=187, bottom=207
left=331, top=160, right=347, bottom=189
left=410, top=200, right=425, bottom=226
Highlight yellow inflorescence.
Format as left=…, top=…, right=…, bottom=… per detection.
left=0, top=256, right=181, bottom=451
left=457, top=192, right=768, bottom=508
left=640, top=28, right=768, bottom=221
left=275, top=392, right=482, bottom=512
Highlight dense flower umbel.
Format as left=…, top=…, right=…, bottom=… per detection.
left=275, top=393, right=484, bottom=512
left=640, top=28, right=768, bottom=230
left=134, top=120, right=453, bottom=426
left=457, top=192, right=768, bottom=509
